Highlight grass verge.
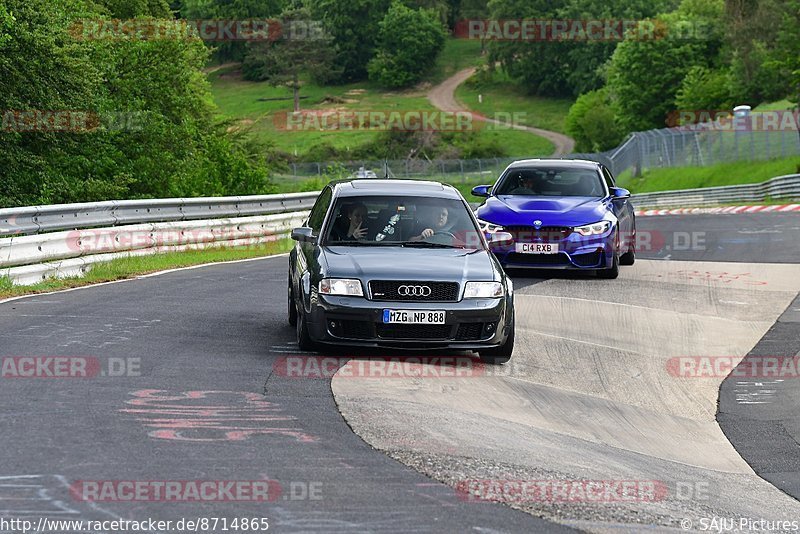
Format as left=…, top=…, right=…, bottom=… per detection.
left=618, top=157, right=800, bottom=193
left=455, top=70, right=574, bottom=134
left=0, top=239, right=293, bottom=300
left=427, top=38, right=485, bottom=85
left=208, top=41, right=555, bottom=162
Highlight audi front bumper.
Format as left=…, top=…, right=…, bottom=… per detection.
left=305, top=294, right=513, bottom=350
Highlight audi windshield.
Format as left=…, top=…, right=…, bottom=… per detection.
left=322, top=195, right=484, bottom=249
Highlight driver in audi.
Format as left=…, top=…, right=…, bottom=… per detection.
left=409, top=206, right=453, bottom=242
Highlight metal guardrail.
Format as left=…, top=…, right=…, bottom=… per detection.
left=0, top=192, right=319, bottom=238
left=630, top=174, right=800, bottom=208
left=0, top=212, right=310, bottom=286
left=0, top=190, right=318, bottom=286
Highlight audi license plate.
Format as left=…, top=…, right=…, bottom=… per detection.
left=382, top=310, right=446, bottom=324
left=515, top=242, right=559, bottom=254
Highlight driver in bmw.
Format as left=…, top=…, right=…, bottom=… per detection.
left=409, top=207, right=453, bottom=241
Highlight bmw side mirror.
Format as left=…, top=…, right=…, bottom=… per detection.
left=291, top=227, right=316, bottom=243
left=610, top=187, right=631, bottom=200
left=471, top=185, right=492, bottom=198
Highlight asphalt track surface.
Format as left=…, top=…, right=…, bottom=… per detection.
left=1, top=213, right=798, bottom=533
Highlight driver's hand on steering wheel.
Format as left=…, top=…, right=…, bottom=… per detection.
left=420, top=228, right=434, bottom=238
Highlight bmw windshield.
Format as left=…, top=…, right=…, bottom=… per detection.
left=322, top=195, right=485, bottom=250
left=494, top=167, right=607, bottom=197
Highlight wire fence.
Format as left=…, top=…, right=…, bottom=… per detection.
left=572, top=126, right=800, bottom=178
left=274, top=124, right=800, bottom=183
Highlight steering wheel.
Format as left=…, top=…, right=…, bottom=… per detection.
left=432, top=231, right=457, bottom=240
left=425, top=230, right=463, bottom=247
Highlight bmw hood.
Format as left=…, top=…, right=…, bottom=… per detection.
left=477, top=195, right=609, bottom=226
left=321, top=246, right=498, bottom=282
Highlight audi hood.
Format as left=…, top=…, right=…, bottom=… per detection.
left=320, top=246, right=500, bottom=283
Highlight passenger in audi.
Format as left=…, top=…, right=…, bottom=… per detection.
left=329, top=202, right=369, bottom=242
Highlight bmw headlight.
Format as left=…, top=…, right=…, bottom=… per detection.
left=573, top=221, right=611, bottom=236
left=464, top=281, right=504, bottom=298
left=477, top=219, right=505, bottom=233
left=319, top=278, right=364, bottom=296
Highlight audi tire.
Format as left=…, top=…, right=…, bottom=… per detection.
left=478, top=318, right=514, bottom=364
left=296, top=302, right=316, bottom=351
left=288, top=278, right=298, bottom=327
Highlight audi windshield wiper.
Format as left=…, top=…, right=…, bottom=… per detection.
left=398, top=241, right=467, bottom=249
left=324, top=241, right=399, bottom=246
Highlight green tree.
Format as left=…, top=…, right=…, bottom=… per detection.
left=486, top=0, right=677, bottom=97
left=306, top=0, right=392, bottom=82
left=0, top=4, right=13, bottom=48
left=0, top=0, right=274, bottom=208
left=767, top=0, right=799, bottom=106
left=566, top=89, right=624, bottom=152
left=724, top=0, right=799, bottom=105
left=674, top=66, right=732, bottom=112
left=241, top=7, right=338, bottom=111
left=367, top=1, right=446, bottom=88
left=606, top=35, right=706, bottom=131
left=605, top=0, right=724, bottom=131
left=98, top=0, right=172, bottom=18
left=181, top=0, right=287, bottom=61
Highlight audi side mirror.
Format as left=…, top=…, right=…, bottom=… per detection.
left=291, top=227, right=316, bottom=243
left=471, top=185, right=492, bottom=198
left=610, top=187, right=631, bottom=200
left=488, top=231, right=513, bottom=246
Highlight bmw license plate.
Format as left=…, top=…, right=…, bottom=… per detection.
left=383, top=310, right=446, bottom=324
left=515, top=242, right=559, bottom=254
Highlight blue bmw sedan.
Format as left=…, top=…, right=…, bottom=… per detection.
left=472, top=159, right=636, bottom=278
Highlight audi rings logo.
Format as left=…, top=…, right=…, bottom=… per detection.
left=398, top=285, right=432, bottom=297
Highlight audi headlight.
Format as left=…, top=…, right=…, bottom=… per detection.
left=477, top=219, right=504, bottom=233
left=319, top=278, right=364, bottom=296
left=464, top=281, right=504, bottom=298
left=573, top=221, right=611, bottom=236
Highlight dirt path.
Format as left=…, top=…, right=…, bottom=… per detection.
left=427, top=67, right=576, bottom=156
left=203, top=62, right=240, bottom=75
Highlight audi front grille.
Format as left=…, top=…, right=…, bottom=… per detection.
left=369, top=281, right=460, bottom=302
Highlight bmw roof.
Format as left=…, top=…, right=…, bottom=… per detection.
left=505, top=158, right=603, bottom=170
